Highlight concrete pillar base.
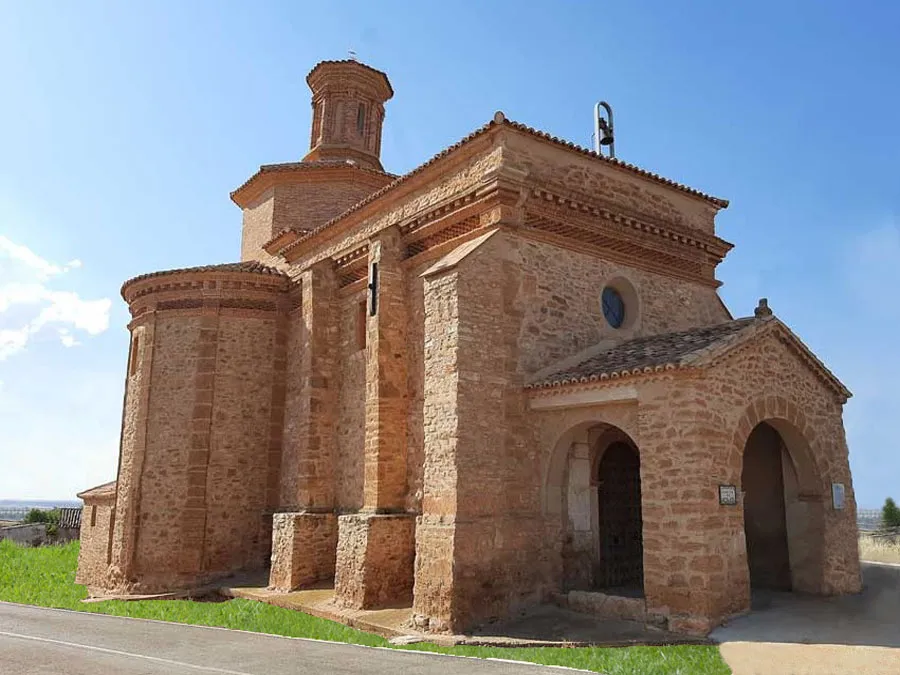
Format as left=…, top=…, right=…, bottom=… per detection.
left=334, top=512, right=415, bottom=609
left=268, top=511, right=336, bottom=592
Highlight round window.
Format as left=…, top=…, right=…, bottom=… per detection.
left=602, top=286, right=626, bottom=329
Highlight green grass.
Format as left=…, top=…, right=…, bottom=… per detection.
left=0, top=541, right=730, bottom=674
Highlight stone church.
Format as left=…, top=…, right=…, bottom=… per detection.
left=77, top=59, right=861, bottom=635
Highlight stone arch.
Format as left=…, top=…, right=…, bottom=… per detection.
left=542, top=407, right=639, bottom=519
left=731, top=396, right=827, bottom=593
left=730, top=396, right=824, bottom=497
left=541, top=408, right=642, bottom=593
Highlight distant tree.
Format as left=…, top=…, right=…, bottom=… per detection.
left=883, top=498, right=900, bottom=529
left=23, top=508, right=49, bottom=524
left=22, top=508, right=60, bottom=530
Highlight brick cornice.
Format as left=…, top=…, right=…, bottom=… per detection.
left=123, top=269, right=289, bottom=318
left=526, top=366, right=699, bottom=399
left=231, top=163, right=393, bottom=210
left=516, top=226, right=720, bottom=288
left=274, top=132, right=499, bottom=262
left=526, top=186, right=733, bottom=260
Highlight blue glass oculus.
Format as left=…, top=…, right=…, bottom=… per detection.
left=602, top=287, right=625, bottom=328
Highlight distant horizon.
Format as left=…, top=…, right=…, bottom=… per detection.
left=0, top=498, right=82, bottom=506
left=0, top=496, right=891, bottom=511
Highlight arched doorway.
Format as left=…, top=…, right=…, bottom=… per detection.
left=740, top=419, right=826, bottom=594
left=595, top=439, right=643, bottom=594
left=742, top=422, right=792, bottom=590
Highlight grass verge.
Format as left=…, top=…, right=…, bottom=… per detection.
left=0, top=540, right=730, bottom=674
left=859, top=536, right=900, bottom=565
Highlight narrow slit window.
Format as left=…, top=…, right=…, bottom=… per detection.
left=90, top=505, right=97, bottom=527
left=356, top=300, right=367, bottom=351
left=128, top=335, right=141, bottom=376
left=368, top=262, right=378, bottom=316
left=357, top=103, right=366, bottom=136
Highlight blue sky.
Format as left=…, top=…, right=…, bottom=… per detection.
left=0, top=1, right=896, bottom=506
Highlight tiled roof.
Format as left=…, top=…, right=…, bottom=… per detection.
left=275, top=112, right=729, bottom=257
left=77, top=481, right=117, bottom=500
left=527, top=318, right=759, bottom=389
left=122, top=261, right=287, bottom=293
left=306, top=59, right=394, bottom=97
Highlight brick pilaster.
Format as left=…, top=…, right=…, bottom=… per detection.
left=181, top=300, right=219, bottom=575
left=335, top=228, right=414, bottom=609
left=363, top=228, right=408, bottom=511
left=280, top=262, right=338, bottom=510
left=270, top=265, right=338, bottom=592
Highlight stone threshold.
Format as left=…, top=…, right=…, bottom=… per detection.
left=221, top=584, right=711, bottom=648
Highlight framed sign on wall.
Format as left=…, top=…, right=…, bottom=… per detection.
left=832, top=483, right=846, bottom=511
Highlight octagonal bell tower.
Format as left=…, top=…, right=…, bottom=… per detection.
left=232, top=59, right=395, bottom=264
left=303, top=60, right=393, bottom=172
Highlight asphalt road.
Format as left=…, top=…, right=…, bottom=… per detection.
left=0, top=602, right=583, bottom=675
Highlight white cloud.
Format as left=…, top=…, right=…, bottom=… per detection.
left=0, top=234, right=110, bottom=361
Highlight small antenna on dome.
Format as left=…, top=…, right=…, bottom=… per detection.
left=348, top=48, right=358, bottom=61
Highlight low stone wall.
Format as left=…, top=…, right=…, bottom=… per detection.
left=0, top=523, right=80, bottom=547
left=0, top=523, right=48, bottom=546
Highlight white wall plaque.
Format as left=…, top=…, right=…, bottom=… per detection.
left=719, top=484, right=737, bottom=506
left=832, top=483, right=845, bottom=510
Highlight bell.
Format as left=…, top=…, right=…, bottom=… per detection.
left=597, top=120, right=614, bottom=146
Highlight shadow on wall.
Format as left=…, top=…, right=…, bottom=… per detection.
left=711, top=563, right=900, bottom=648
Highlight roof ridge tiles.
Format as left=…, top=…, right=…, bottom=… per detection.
left=121, top=261, right=288, bottom=295
left=269, top=115, right=729, bottom=257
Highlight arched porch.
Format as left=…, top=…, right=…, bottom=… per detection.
left=544, top=418, right=644, bottom=597
left=734, top=401, right=829, bottom=596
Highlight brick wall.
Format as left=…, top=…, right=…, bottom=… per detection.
left=240, top=177, right=390, bottom=264
left=335, top=290, right=366, bottom=512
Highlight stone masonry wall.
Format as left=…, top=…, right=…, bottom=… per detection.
left=106, top=320, right=152, bottom=587
left=279, top=263, right=337, bottom=511
left=696, top=330, right=861, bottom=624
left=335, top=290, right=366, bottom=512
left=513, top=236, right=730, bottom=374
left=75, top=498, right=115, bottom=588
left=505, top=131, right=721, bottom=235
left=134, top=314, right=201, bottom=581
left=416, top=231, right=553, bottom=631
left=404, top=261, right=430, bottom=514
left=415, top=269, right=462, bottom=629
left=528, top=327, right=860, bottom=634
left=415, top=227, right=734, bottom=632
left=129, top=309, right=281, bottom=587
left=203, top=316, right=278, bottom=573
left=92, top=267, right=289, bottom=595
